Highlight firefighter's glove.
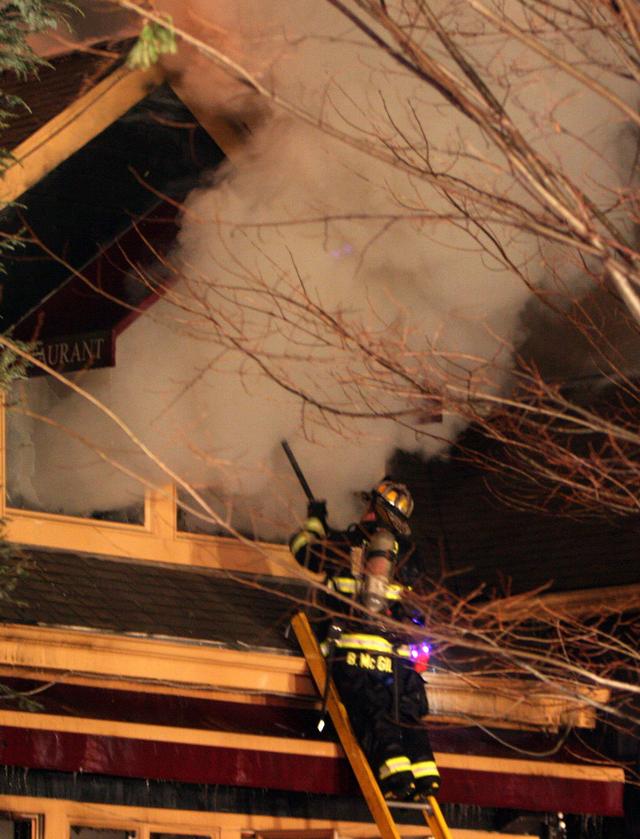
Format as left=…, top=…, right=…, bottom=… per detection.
left=307, top=499, right=328, bottom=525
left=326, top=621, right=343, bottom=642
left=320, top=622, right=342, bottom=658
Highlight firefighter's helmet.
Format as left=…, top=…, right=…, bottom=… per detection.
left=372, top=479, right=414, bottom=535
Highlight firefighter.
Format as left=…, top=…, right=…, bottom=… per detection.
left=289, top=478, right=440, bottom=801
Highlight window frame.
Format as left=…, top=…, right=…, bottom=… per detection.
left=0, top=812, right=42, bottom=839
left=0, top=394, right=293, bottom=577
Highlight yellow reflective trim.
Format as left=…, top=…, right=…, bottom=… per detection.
left=411, top=760, right=439, bottom=779
left=290, top=532, right=313, bottom=556
left=305, top=517, right=326, bottom=538
left=385, top=583, right=403, bottom=600
left=327, top=578, right=354, bottom=593
left=336, top=633, right=393, bottom=654
left=386, top=756, right=411, bottom=768
left=333, top=576, right=357, bottom=594
left=395, top=645, right=411, bottom=657
left=379, top=755, right=411, bottom=780
left=290, top=518, right=326, bottom=556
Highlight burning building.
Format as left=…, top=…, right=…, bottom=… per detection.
left=0, top=5, right=638, bottom=837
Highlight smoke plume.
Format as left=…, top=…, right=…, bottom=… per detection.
left=8, top=1, right=635, bottom=538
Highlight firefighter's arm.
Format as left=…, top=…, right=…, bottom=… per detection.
left=289, top=518, right=327, bottom=573
left=289, top=500, right=331, bottom=573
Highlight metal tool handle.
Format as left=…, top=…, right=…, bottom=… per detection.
left=281, top=440, right=315, bottom=501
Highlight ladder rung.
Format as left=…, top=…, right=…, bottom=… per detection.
left=387, top=801, right=432, bottom=812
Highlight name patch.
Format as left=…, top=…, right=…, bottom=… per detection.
left=345, top=651, right=393, bottom=673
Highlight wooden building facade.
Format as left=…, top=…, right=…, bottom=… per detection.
left=0, top=41, right=634, bottom=839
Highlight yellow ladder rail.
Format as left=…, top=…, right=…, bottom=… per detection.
left=423, top=797, right=452, bottom=839
left=291, top=612, right=452, bottom=839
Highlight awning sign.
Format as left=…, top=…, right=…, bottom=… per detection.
left=28, top=331, right=114, bottom=376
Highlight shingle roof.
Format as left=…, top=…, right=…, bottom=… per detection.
left=1, top=40, right=134, bottom=150
left=395, top=451, right=640, bottom=596
left=0, top=550, right=303, bottom=651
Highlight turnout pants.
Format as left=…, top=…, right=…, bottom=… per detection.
left=331, top=649, right=437, bottom=796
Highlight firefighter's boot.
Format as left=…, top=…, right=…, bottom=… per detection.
left=378, top=756, right=415, bottom=800
left=409, top=761, right=441, bottom=801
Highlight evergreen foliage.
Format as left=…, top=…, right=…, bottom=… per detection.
left=0, top=2, right=74, bottom=611
left=127, top=15, right=176, bottom=70
left=0, top=339, right=30, bottom=386
left=0, top=2, right=76, bottom=169
left=0, top=342, right=31, bottom=606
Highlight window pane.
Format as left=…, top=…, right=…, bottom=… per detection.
left=151, top=835, right=210, bottom=839
left=7, top=378, right=145, bottom=524
left=70, top=830, right=134, bottom=839
left=0, top=816, right=34, bottom=839
left=175, top=486, right=289, bottom=542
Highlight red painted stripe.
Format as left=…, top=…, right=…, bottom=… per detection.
left=0, top=727, right=623, bottom=816
left=0, top=678, right=313, bottom=740
left=0, top=726, right=350, bottom=795
left=0, top=679, right=613, bottom=769
left=440, top=768, right=623, bottom=817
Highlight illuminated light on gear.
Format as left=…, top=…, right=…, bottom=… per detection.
left=409, top=641, right=431, bottom=672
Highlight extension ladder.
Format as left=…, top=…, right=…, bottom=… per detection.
left=291, top=612, right=452, bottom=839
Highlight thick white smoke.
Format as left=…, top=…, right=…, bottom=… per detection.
left=8, top=1, right=635, bottom=538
